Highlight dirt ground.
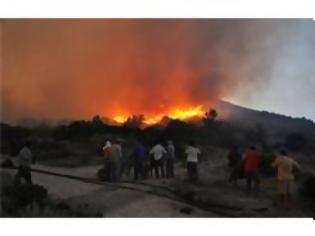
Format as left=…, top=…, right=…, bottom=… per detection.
left=1, top=154, right=313, bottom=217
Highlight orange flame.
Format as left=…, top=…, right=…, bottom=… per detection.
left=113, top=105, right=205, bottom=125
left=113, top=115, right=129, bottom=124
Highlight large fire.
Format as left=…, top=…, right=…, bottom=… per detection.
left=2, top=20, right=227, bottom=124
left=113, top=105, right=206, bottom=125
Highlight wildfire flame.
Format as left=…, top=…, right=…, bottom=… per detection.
left=113, top=105, right=205, bottom=125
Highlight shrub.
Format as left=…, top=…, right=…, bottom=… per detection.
left=285, top=132, right=307, bottom=152
left=1, top=158, right=15, bottom=168
left=298, top=172, right=315, bottom=212
left=260, top=152, right=276, bottom=177
left=1, top=179, right=48, bottom=217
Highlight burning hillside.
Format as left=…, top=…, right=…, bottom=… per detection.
left=113, top=105, right=206, bottom=125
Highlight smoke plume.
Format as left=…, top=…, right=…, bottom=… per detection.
left=1, top=19, right=315, bottom=123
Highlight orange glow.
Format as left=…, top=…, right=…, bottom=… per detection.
left=113, top=105, right=206, bottom=125
left=2, top=20, right=223, bottom=124
left=168, top=105, right=204, bottom=120
left=113, top=115, right=128, bottom=124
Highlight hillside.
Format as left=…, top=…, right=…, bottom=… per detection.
left=1, top=100, right=315, bottom=217
left=215, top=100, right=315, bottom=135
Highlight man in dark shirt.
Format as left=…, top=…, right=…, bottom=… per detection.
left=133, top=139, right=146, bottom=180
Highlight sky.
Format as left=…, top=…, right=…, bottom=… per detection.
left=1, top=19, right=315, bottom=124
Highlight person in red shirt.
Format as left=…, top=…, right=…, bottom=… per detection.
left=243, top=146, right=261, bottom=193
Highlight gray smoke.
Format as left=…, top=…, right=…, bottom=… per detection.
left=1, top=19, right=315, bottom=123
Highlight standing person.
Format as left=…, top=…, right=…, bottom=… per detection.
left=149, top=151, right=154, bottom=177
left=143, top=145, right=151, bottom=178
left=110, top=138, right=122, bottom=182
left=243, top=146, right=261, bottom=193
left=117, top=139, right=125, bottom=179
left=15, top=141, right=34, bottom=185
left=227, top=146, right=242, bottom=183
left=124, top=152, right=134, bottom=177
left=272, top=150, right=300, bottom=206
left=133, top=139, right=146, bottom=180
left=102, top=140, right=112, bottom=181
left=185, top=141, right=201, bottom=183
left=149, top=142, right=167, bottom=178
left=166, top=140, right=175, bottom=178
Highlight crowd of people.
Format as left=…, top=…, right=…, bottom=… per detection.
left=14, top=138, right=300, bottom=207
left=100, top=138, right=199, bottom=182
left=226, top=145, right=300, bottom=205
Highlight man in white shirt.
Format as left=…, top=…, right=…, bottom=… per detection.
left=102, top=140, right=112, bottom=181
left=15, top=141, right=33, bottom=184
left=110, top=139, right=123, bottom=182
left=150, top=142, right=167, bottom=178
left=185, top=141, right=201, bottom=182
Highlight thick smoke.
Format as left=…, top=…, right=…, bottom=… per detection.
left=1, top=19, right=315, bottom=123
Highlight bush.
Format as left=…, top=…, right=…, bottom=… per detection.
left=298, top=172, right=315, bottom=212
left=164, top=120, right=199, bottom=143
left=285, top=132, right=307, bottom=152
left=0, top=124, right=31, bottom=154
left=1, top=158, right=15, bottom=168
left=260, top=152, right=276, bottom=177
left=0, top=173, right=102, bottom=217
left=1, top=178, right=48, bottom=217
left=34, top=141, right=70, bottom=161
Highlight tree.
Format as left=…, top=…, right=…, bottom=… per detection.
left=33, top=122, right=52, bottom=139
left=91, top=115, right=105, bottom=132
left=91, top=115, right=103, bottom=126
left=53, top=125, right=68, bottom=140
left=203, top=108, right=218, bottom=126
left=124, top=115, right=144, bottom=129
left=206, top=109, right=218, bottom=120
left=66, top=120, right=93, bottom=140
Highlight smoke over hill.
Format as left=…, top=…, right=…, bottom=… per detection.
left=1, top=19, right=315, bottom=123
